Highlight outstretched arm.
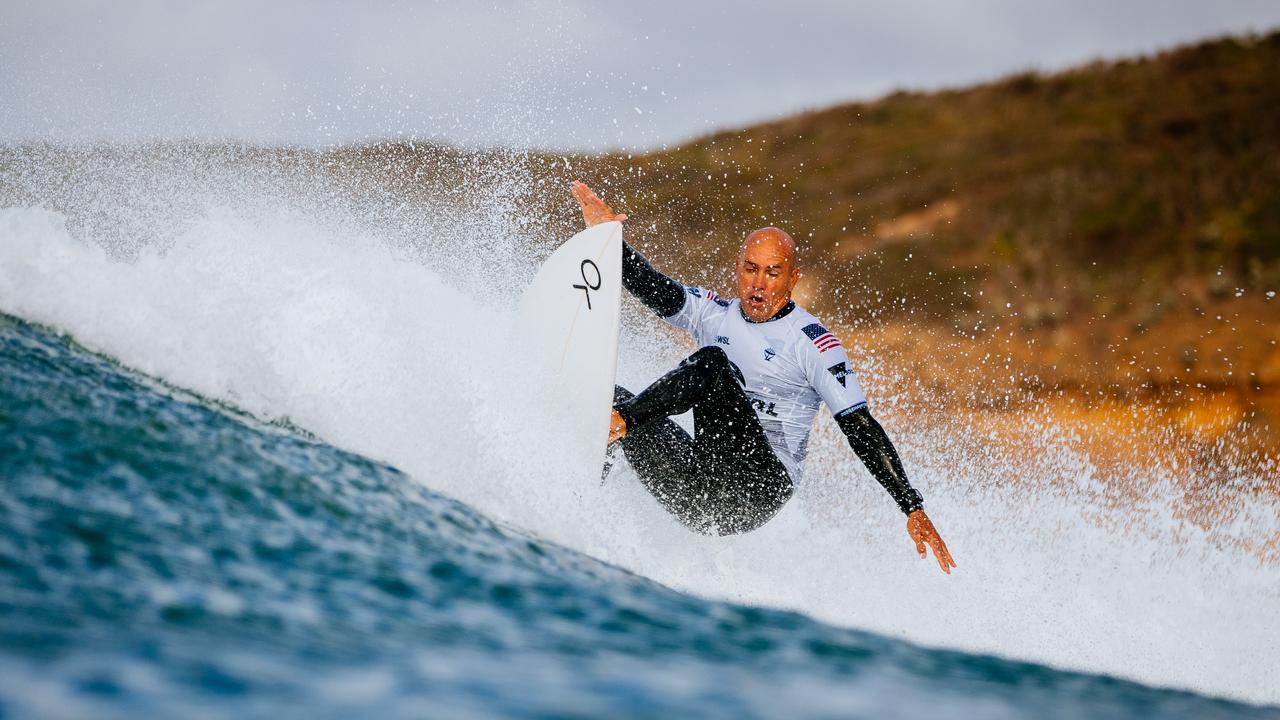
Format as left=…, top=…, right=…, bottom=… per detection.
left=837, top=407, right=921, bottom=513
left=572, top=180, right=685, bottom=318
left=622, top=244, right=685, bottom=318
left=837, top=407, right=957, bottom=574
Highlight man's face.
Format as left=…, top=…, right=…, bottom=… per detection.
left=736, top=229, right=800, bottom=322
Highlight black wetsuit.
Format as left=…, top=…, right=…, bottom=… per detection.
left=613, top=242, right=923, bottom=535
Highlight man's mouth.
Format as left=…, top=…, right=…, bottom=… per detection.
left=748, top=292, right=766, bottom=306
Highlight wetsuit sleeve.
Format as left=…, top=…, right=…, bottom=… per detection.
left=835, top=407, right=924, bottom=515
left=622, top=241, right=685, bottom=318
left=623, top=242, right=729, bottom=339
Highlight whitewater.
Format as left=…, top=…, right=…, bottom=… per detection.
left=1, top=145, right=1277, bottom=709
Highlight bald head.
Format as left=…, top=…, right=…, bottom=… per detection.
left=741, top=227, right=798, bottom=266
left=736, top=226, right=802, bottom=322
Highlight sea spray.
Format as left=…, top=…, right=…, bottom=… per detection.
left=1, top=145, right=1278, bottom=706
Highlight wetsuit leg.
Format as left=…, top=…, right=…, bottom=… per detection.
left=615, top=346, right=793, bottom=535
left=611, top=386, right=701, bottom=519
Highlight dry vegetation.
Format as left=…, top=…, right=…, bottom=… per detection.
left=2, top=31, right=1277, bottom=471
left=567, top=30, right=1280, bottom=464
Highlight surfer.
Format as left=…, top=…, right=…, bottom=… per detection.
left=573, top=181, right=956, bottom=574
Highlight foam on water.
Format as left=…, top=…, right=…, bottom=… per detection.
left=1, top=149, right=1277, bottom=706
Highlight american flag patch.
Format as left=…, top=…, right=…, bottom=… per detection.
left=801, top=323, right=842, bottom=353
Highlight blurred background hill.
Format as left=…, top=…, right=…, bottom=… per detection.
left=569, top=30, right=1280, bottom=467
left=4, top=30, right=1277, bottom=470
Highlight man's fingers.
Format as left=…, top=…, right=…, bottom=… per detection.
left=936, top=537, right=955, bottom=565
left=908, top=513, right=956, bottom=575
left=934, top=544, right=951, bottom=574
left=942, top=545, right=956, bottom=569
left=575, top=184, right=600, bottom=204
left=571, top=181, right=596, bottom=205
left=932, top=538, right=956, bottom=574
left=571, top=181, right=623, bottom=226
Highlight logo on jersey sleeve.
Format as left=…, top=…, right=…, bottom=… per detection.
left=687, top=286, right=730, bottom=307
left=764, top=347, right=777, bottom=362
left=826, top=362, right=849, bottom=388
left=802, top=323, right=843, bottom=353
left=715, top=335, right=731, bottom=346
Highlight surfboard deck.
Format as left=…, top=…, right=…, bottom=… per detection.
left=512, top=221, right=623, bottom=482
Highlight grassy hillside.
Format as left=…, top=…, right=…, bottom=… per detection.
left=562, top=30, right=1280, bottom=456
left=3, top=30, right=1277, bottom=457
left=575, top=30, right=1279, bottom=333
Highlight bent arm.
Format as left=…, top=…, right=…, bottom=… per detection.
left=836, top=407, right=923, bottom=514
left=623, top=241, right=685, bottom=318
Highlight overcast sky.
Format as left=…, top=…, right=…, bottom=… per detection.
left=3, top=0, right=1279, bottom=151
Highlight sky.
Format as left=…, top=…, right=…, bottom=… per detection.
left=3, top=0, right=1280, bottom=151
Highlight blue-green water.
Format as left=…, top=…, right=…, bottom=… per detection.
left=2, top=315, right=1276, bottom=720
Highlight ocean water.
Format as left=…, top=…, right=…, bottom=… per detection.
left=1, top=147, right=1278, bottom=718
left=3, top=315, right=1275, bottom=720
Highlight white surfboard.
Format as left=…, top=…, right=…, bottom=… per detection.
left=511, top=221, right=623, bottom=479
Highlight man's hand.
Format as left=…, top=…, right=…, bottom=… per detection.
left=608, top=409, right=627, bottom=445
left=572, top=180, right=627, bottom=227
left=907, top=510, right=956, bottom=574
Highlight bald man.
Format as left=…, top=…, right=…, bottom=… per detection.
left=573, top=181, right=954, bottom=573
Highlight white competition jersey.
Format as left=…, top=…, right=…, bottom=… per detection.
left=664, top=286, right=867, bottom=482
